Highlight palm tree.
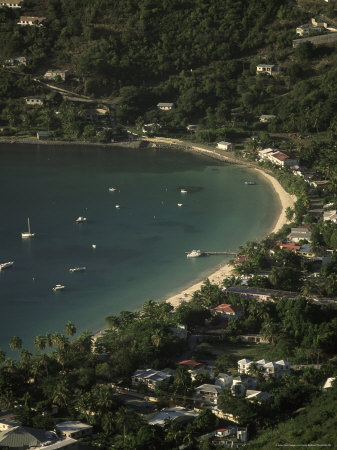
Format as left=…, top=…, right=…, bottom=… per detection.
left=65, top=321, right=76, bottom=337
left=9, top=336, right=22, bottom=352
left=45, top=333, right=53, bottom=348
left=0, top=349, right=5, bottom=365
left=34, top=335, right=46, bottom=352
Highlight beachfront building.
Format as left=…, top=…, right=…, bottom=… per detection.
left=37, top=131, right=52, bottom=140
left=44, top=69, right=68, bottom=81
left=256, top=64, right=280, bottom=75
left=55, top=421, right=93, bottom=440
left=288, top=227, right=312, bottom=243
left=132, top=368, right=172, bottom=390
left=0, top=0, right=23, bottom=8
left=258, top=148, right=278, bottom=160
left=217, top=141, right=234, bottom=151
left=18, top=16, right=46, bottom=26
left=267, top=151, right=299, bottom=168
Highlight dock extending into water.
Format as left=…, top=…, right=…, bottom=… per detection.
left=185, top=251, right=237, bottom=256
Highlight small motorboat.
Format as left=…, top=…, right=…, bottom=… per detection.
left=76, top=216, right=87, bottom=223
left=181, top=189, right=187, bottom=193
left=69, top=267, right=86, bottom=273
left=52, top=284, right=65, bottom=292
left=186, top=250, right=202, bottom=258
left=115, top=205, right=120, bottom=209
left=109, top=187, right=116, bottom=192
left=244, top=181, right=256, bottom=185
left=0, top=261, right=14, bottom=270
left=177, top=203, right=183, bottom=207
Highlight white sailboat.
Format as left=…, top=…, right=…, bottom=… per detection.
left=21, top=217, right=35, bottom=238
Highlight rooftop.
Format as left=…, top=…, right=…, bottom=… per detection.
left=55, top=421, right=93, bottom=433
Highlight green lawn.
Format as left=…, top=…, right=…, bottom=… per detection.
left=211, top=342, right=287, bottom=364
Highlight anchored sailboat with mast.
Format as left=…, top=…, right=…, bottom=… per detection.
left=21, top=217, right=36, bottom=238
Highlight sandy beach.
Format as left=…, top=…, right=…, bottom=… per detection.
left=164, top=167, right=296, bottom=309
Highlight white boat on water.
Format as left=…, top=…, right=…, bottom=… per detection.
left=76, top=216, right=87, bottom=223
left=52, top=284, right=65, bottom=292
left=0, top=261, right=14, bottom=270
left=21, top=217, right=35, bottom=238
left=177, top=203, right=183, bottom=207
left=244, top=181, right=256, bottom=185
left=186, top=250, right=202, bottom=258
left=181, top=189, right=187, bottom=193
left=92, top=244, right=96, bottom=249
left=115, top=204, right=120, bottom=209
left=69, top=267, right=86, bottom=272
left=109, top=187, right=116, bottom=192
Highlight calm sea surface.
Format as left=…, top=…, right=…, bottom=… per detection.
left=0, top=144, right=279, bottom=353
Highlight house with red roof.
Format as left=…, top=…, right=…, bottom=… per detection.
left=211, top=303, right=244, bottom=319
left=276, top=241, right=301, bottom=253
left=176, top=359, right=204, bottom=369
left=267, top=151, right=299, bottom=168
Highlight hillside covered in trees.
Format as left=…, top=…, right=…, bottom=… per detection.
left=0, top=0, right=337, bottom=140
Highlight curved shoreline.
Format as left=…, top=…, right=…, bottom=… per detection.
left=163, top=167, right=296, bottom=308
left=0, top=137, right=296, bottom=329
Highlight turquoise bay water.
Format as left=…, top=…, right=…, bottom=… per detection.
left=0, top=144, right=279, bottom=353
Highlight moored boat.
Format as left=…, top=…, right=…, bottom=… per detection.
left=0, top=261, right=14, bottom=270
left=21, top=217, right=36, bottom=238
left=75, top=216, right=87, bottom=223
left=186, top=250, right=202, bottom=258
left=52, top=284, right=65, bottom=292
left=69, top=267, right=86, bottom=272
left=109, top=187, right=116, bottom=192
left=244, top=181, right=256, bottom=185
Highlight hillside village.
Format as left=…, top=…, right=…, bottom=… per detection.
left=1, top=0, right=337, bottom=448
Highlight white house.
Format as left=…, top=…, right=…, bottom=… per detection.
left=258, top=148, right=278, bottom=160
left=157, top=102, right=174, bottom=110
left=259, top=114, right=276, bottom=123
left=217, top=141, right=234, bottom=151
left=0, top=0, right=24, bottom=8
left=132, top=368, right=172, bottom=389
left=238, top=358, right=290, bottom=378
left=18, top=16, right=46, bottom=26
left=4, top=56, right=30, bottom=66
left=55, top=421, right=93, bottom=440
left=323, top=210, right=337, bottom=223
left=148, top=407, right=198, bottom=427
left=288, top=227, right=312, bottom=243
left=267, top=151, right=299, bottom=168
left=245, top=390, right=274, bottom=403
left=215, top=373, right=233, bottom=389
left=237, top=359, right=253, bottom=374
left=256, top=64, right=280, bottom=75
left=194, top=384, right=223, bottom=405
left=322, top=377, right=336, bottom=391
left=25, top=96, right=44, bottom=105
left=44, top=69, right=68, bottom=81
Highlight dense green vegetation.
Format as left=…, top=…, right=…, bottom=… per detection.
left=0, top=0, right=336, bottom=142
left=1, top=0, right=337, bottom=447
